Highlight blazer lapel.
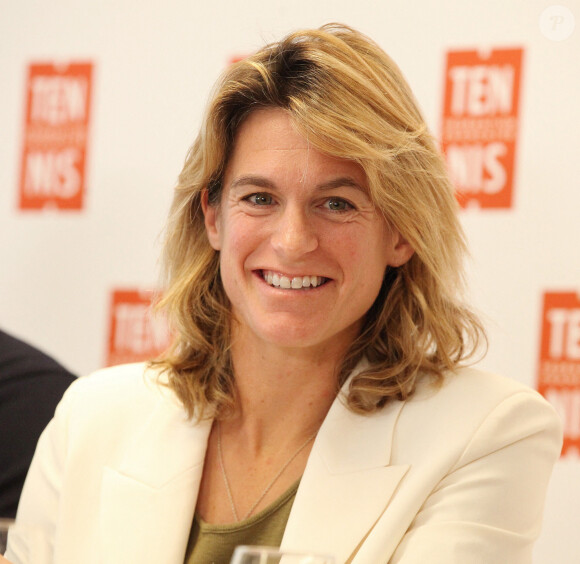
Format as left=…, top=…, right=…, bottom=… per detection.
left=99, top=389, right=212, bottom=564
left=281, top=392, right=409, bottom=564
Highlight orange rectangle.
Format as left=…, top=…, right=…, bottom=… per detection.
left=106, top=289, right=171, bottom=367
left=537, top=291, right=580, bottom=456
left=19, top=62, right=93, bottom=210
left=441, top=48, right=523, bottom=209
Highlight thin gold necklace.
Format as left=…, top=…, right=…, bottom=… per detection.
left=216, top=421, right=317, bottom=522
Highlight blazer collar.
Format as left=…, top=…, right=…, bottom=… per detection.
left=281, top=378, right=409, bottom=563
left=99, top=365, right=409, bottom=564
left=99, top=369, right=212, bottom=564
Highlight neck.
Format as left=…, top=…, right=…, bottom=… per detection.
left=224, top=331, right=345, bottom=453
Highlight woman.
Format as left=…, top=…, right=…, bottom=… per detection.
left=5, top=24, right=561, bottom=564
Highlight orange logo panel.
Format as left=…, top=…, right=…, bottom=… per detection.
left=537, top=291, right=580, bottom=456
left=228, top=54, right=247, bottom=64
left=19, top=62, right=93, bottom=210
left=106, top=289, right=172, bottom=367
left=441, top=48, right=523, bottom=208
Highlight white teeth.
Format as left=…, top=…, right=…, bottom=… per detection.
left=262, top=271, right=325, bottom=289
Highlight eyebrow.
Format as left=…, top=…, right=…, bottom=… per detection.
left=230, top=175, right=275, bottom=190
left=229, top=175, right=366, bottom=192
left=317, top=177, right=366, bottom=192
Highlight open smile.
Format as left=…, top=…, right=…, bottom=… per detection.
left=260, top=270, right=329, bottom=290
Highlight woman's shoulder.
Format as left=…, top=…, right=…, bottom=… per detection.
left=415, top=365, right=549, bottom=407
left=403, top=365, right=562, bottom=445
left=56, top=362, right=180, bottom=425
left=387, top=365, right=563, bottom=468
left=66, top=361, right=161, bottom=395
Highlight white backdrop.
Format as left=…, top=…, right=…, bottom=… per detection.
left=1, top=1, right=579, bottom=561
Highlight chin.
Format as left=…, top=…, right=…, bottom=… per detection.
left=262, top=328, right=322, bottom=349
left=257, top=321, right=360, bottom=355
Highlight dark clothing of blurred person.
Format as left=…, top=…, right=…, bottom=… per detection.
left=0, top=329, right=75, bottom=518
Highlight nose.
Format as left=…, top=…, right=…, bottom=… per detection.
left=270, top=205, right=318, bottom=258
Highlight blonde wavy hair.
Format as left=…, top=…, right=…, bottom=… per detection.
left=155, top=23, right=485, bottom=419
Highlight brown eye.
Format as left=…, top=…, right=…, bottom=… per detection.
left=327, top=198, right=352, bottom=212
left=247, top=193, right=274, bottom=205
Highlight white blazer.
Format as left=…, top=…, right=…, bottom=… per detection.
left=7, top=362, right=562, bottom=564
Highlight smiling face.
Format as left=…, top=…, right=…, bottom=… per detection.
left=203, top=108, right=413, bottom=358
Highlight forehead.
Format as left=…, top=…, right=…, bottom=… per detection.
left=232, top=108, right=309, bottom=153
left=224, top=108, right=369, bottom=191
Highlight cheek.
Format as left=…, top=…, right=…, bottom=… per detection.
left=349, top=232, right=391, bottom=293
left=229, top=226, right=250, bottom=254
left=220, top=221, right=260, bottom=270
left=338, top=227, right=390, bottom=271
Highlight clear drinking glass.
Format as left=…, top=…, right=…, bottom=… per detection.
left=230, top=545, right=335, bottom=564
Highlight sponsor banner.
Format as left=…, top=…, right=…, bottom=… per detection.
left=441, top=48, right=523, bottom=208
left=106, top=289, right=171, bottom=367
left=537, top=291, right=580, bottom=456
left=19, top=62, right=93, bottom=210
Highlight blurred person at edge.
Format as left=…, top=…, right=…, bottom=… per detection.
left=0, top=329, right=75, bottom=518
left=4, top=24, right=562, bottom=564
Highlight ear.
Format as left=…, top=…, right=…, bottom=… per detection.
left=201, top=189, right=222, bottom=251
left=388, top=231, right=414, bottom=267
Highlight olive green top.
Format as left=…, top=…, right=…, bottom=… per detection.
left=183, top=480, right=300, bottom=564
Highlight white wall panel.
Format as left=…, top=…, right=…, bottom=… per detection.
left=1, top=1, right=578, bottom=560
